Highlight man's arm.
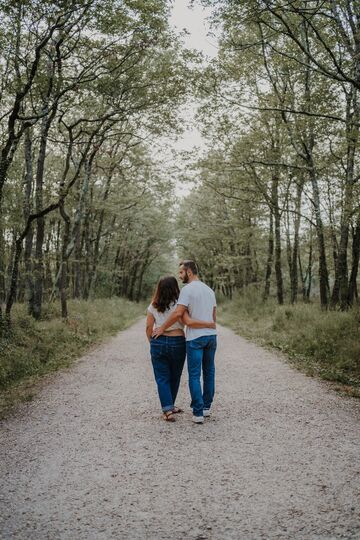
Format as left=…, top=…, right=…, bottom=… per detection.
left=182, top=310, right=216, bottom=329
left=152, top=304, right=186, bottom=337
left=213, top=306, right=216, bottom=323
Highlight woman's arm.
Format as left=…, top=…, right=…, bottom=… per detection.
left=146, top=312, right=155, bottom=342
left=182, top=310, right=216, bottom=329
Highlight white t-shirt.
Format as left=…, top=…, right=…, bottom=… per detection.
left=177, top=280, right=217, bottom=341
left=147, top=302, right=184, bottom=331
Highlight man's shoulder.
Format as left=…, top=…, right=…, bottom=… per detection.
left=198, top=280, right=215, bottom=294
left=179, top=283, right=191, bottom=294
left=180, top=280, right=215, bottom=294
left=177, top=284, right=191, bottom=303
left=187, top=281, right=215, bottom=300
left=178, top=281, right=199, bottom=300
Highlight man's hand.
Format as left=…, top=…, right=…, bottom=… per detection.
left=152, top=326, right=165, bottom=339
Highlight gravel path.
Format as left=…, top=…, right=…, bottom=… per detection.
left=1, top=320, right=359, bottom=540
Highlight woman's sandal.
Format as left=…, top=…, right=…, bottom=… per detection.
left=172, top=407, right=183, bottom=414
left=163, top=411, right=176, bottom=422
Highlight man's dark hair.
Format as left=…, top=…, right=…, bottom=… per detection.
left=179, top=260, right=198, bottom=275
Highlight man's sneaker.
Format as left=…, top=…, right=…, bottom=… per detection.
left=192, top=415, right=204, bottom=424
left=203, top=409, right=211, bottom=417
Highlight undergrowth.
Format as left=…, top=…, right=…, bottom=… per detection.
left=0, top=298, right=145, bottom=415
left=218, top=291, right=360, bottom=396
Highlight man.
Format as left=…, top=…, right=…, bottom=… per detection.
left=152, top=260, right=217, bottom=424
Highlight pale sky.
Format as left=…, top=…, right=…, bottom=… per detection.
left=169, top=1, right=218, bottom=61
left=169, top=0, right=218, bottom=154
left=151, top=1, right=219, bottom=195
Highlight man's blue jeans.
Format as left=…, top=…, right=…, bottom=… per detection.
left=150, top=335, right=186, bottom=412
left=186, top=335, right=217, bottom=417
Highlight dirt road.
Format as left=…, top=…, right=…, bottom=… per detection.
left=1, top=320, right=359, bottom=539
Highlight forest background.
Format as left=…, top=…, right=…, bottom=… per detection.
left=0, top=0, right=359, bottom=409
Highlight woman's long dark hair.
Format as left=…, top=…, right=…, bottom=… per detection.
left=152, top=276, right=180, bottom=313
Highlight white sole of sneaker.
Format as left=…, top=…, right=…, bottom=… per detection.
left=192, top=416, right=204, bottom=424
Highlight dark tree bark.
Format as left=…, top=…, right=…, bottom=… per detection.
left=327, top=181, right=338, bottom=270
left=86, top=165, right=114, bottom=298
left=31, top=52, right=59, bottom=319
left=32, top=115, right=49, bottom=319
left=72, top=182, right=83, bottom=300
left=0, top=9, right=74, bottom=225
left=306, top=226, right=313, bottom=301
left=263, top=210, right=274, bottom=300
left=0, top=228, right=5, bottom=308
left=58, top=201, right=71, bottom=319
left=348, top=213, right=360, bottom=305
left=331, top=88, right=359, bottom=309
left=136, top=251, right=151, bottom=302
left=44, top=227, right=54, bottom=297
left=310, top=165, right=330, bottom=308
left=290, top=177, right=304, bottom=304
left=272, top=172, right=284, bottom=305
left=128, top=259, right=140, bottom=301
left=23, top=128, right=35, bottom=313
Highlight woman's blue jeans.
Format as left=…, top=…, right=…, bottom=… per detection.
left=186, top=335, right=217, bottom=417
left=150, top=335, right=186, bottom=412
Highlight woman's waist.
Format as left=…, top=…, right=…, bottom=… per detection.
left=163, top=328, right=185, bottom=336
left=154, top=324, right=184, bottom=333
left=151, top=333, right=185, bottom=341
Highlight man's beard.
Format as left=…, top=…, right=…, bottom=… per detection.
left=182, top=272, right=189, bottom=284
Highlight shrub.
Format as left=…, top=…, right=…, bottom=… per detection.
left=218, top=292, right=360, bottom=390
left=0, top=298, right=145, bottom=391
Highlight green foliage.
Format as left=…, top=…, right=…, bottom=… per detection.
left=218, top=292, right=360, bottom=392
left=178, top=0, right=360, bottom=312
left=0, top=0, right=198, bottom=320
left=0, top=298, right=145, bottom=393
left=176, top=179, right=264, bottom=294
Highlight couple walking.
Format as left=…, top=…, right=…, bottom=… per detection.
left=146, top=260, right=217, bottom=424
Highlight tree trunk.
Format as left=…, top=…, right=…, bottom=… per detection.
left=327, top=181, right=338, bottom=269
left=348, top=213, right=360, bottom=305
left=44, top=228, right=53, bottom=299
left=111, top=246, right=121, bottom=297
left=263, top=210, right=274, bottom=300
left=0, top=227, right=5, bottom=307
left=128, top=259, right=140, bottom=301
left=136, top=252, right=150, bottom=302
left=331, top=88, right=359, bottom=310
left=5, top=233, right=26, bottom=318
left=298, top=253, right=306, bottom=301
left=6, top=232, right=16, bottom=299
left=290, top=178, right=303, bottom=304
left=58, top=202, right=71, bottom=319
left=32, top=110, right=53, bottom=319
left=309, top=166, right=329, bottom=308
left=23, top=128, right=35, bottom=313
left=72, top=221, right=82, bottom=299
left=87, top=169, right=113, bottom=298
left=285, top=198, right=292, bottom=291
left=271, top=171, right=284, bottom=305
left=306, top=225, right=313, bottom=301
left=81, top=218, right=90, bottom=299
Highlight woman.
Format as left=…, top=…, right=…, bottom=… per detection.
left=146, top=276, right=216, bottom=422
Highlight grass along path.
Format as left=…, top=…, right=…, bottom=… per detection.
left=0, top=298, right=145, bottom=417
left=217, top=293, right=360, bottom=397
